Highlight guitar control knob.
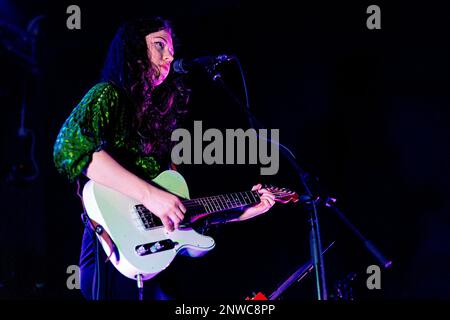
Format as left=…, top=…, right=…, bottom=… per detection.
left=136, top=245, right=147, bottom=255
left=150, top=242, right=163, bottom=253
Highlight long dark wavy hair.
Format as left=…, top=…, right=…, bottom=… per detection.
left=101, top=17, right=190, bottom=162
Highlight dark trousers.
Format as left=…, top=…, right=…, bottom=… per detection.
left=79, top=226, right=173, bottom=300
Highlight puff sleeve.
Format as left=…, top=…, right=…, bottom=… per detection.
left=53, top=82, right=119, bottom=182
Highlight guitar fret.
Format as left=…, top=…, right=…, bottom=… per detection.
left=242, top=192, right=250, bottom=205
left=233, top=193, right=241, bottom=207
left=223, top=194, right=232, bottom=210
left=211, top=197, right=218, bottom=212
left=245, top=192, right=251, bottom=204
left=214, top=196, right=223, bottom=211
left=205, top=197, right=212, bottom=212
left=249, top=192, right=254, bottom=204
left=218, top=195, right=225, bottom=210
left=194, top=199, right=205, bottom=213
left=229, top=193, right=236, bottom=207
left=215, top=196, right=222, bottom=210
left=219, top=195, right=227, bottom=210
left=206, top=198, right=213, bottom=213
left=249, top=191, right=257, bottom=203
left=216, top=196, right=223, bottom=211
left=251, top=191, right=260, bottom=203
left=227, top=195, right=234, bottom=209
left=238, top=192, right=246, bottom=206
left=212, top=196, right=221, bottom=211
left=217, top=195, right=225, bottom=210
left=208, top=197, right=219, bottom=212
left=233, top=193, right=242, bottom=207
left=247, top=191, right=257, bottom=205
left=191, top=199, right=199, bottom=210
left=243, top=192, right=249, bottom=205
left=246, top=192, right=253, bottom=204
left=239, top=192, right=245, bottom=205
left=230, top=194, right=237, bottom=209
left=238, top=193, right=244, bottom=206
left=197, top=198, right=205, bottom=213
left=202, top=198, right=212, bottom=213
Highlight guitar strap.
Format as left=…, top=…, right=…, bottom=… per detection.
left=77, top=179, right=116, bottom=263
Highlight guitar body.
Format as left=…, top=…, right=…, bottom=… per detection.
left=82, top=170, right=215, bottom=281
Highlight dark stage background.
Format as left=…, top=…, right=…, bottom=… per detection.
left=1, top=0, right=449, bottom=300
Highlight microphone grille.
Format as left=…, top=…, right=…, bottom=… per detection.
left=173, top=59, right=187, bottom=74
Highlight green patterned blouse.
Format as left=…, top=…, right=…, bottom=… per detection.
left=53, top=82, right=162, bottom=183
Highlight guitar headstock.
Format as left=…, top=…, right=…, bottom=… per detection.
left=263, top=185, right=299, bottom=204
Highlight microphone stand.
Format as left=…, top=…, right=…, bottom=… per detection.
left=268, top=241, right=335, bottom=300
left=205, top=64, right=328, bottom=300
left=202, top=60, right=391, bottom=301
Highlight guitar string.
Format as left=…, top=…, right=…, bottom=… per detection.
left=179, top=191, right=294, bottom=206
left=137, top=191, right=296, bottom=220
left=133, top=191, right=295, bottom=208
left=136, top=191, right=296, bottom=218
left=137, top=190, right=297, bottom=223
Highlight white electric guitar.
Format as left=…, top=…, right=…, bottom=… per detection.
left=82, top=170, right=298, bottom=281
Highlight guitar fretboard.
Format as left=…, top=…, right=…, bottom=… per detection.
left=134, top=191, right=261, bottom=229
left=182, top=191, right=261, bottom=222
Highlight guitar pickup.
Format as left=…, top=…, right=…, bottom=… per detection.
left=135, top=239, right=177, bottom=256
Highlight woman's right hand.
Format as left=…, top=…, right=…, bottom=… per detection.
left=141, top=185, right=186, bottom=232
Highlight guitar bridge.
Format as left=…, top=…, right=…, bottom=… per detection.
left=135, top=239, right=177, bottom=256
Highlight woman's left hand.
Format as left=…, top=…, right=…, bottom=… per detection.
left=238, top=184, right=276, bottom=221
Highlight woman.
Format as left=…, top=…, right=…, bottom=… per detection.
left=53, top=17, right=275, bottom=300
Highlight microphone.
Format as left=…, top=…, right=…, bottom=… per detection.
left=173, top=54, right=234, bottom=74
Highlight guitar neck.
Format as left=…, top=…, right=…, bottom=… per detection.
left=182, top=191, right=261, bottom=223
